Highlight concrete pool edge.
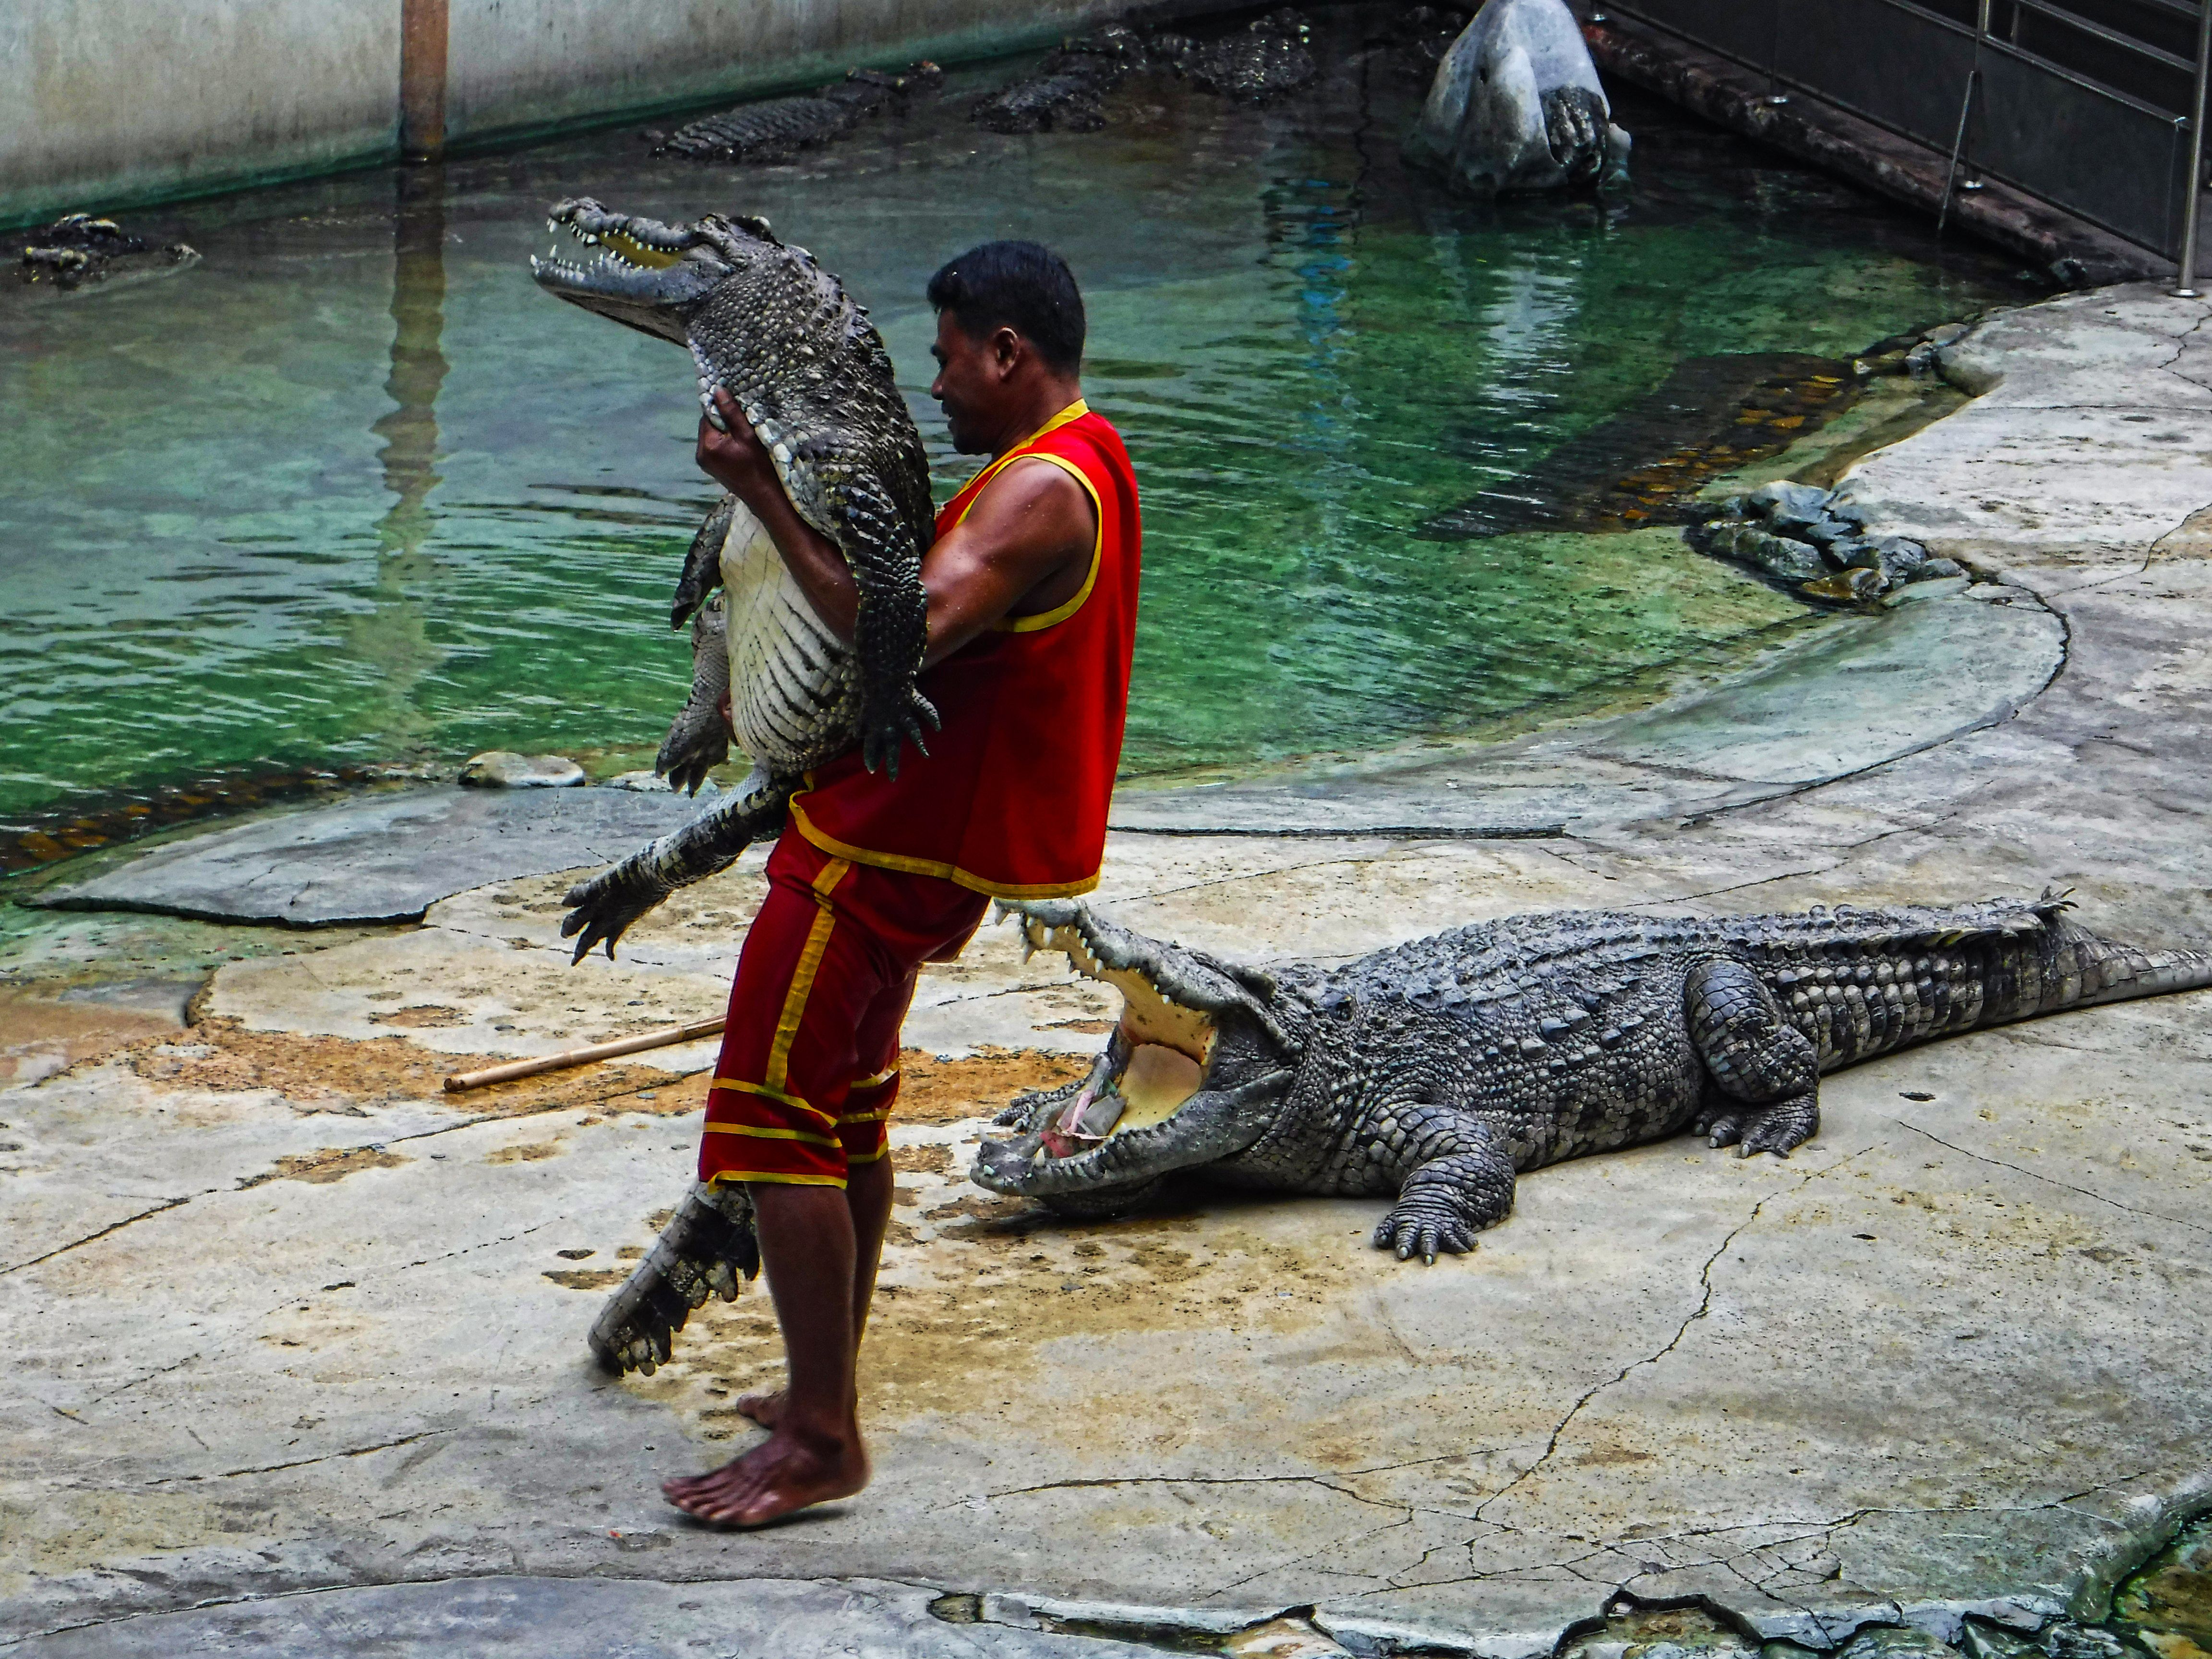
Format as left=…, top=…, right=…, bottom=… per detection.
left=1107, top=574, right=2068, bottom=841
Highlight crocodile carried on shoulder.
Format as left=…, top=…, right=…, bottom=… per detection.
left=588, top=888, right=2211, bottom=1371
left=531, top=197, right=937, bottom=960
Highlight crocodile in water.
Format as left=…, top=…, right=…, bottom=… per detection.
left=654, top=63, right=942, bottom=163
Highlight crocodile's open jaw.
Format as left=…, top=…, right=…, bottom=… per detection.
left=971, top=903, right=1298, bottom=1202
left=529, top=198, right=748, bottom=344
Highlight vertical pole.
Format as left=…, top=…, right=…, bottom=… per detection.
left=1961, top=0, right=1990, bottom=189
left=1766, top=0, right=1789, bottom=105
left=400, top=0, right=449, bottom=163
left=2174, top=0, right=2212, bottom=297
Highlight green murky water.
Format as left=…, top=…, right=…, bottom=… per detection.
left=0, top=5, right=2029, bottom=858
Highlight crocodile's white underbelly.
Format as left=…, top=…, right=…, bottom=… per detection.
left=718, top=500, right=858, bottom=776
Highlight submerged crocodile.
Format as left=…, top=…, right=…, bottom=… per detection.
left=531, top=198, right=936, bottom=959
left=974, top=24, right=1152, bottom=133
left=586, top=888, right=2210, bottom=1371
left=17, top=213, right=197, bottom=289
left=972, top=11, right=1315, bottom=135
left=654, top=63, right=942, bottom=163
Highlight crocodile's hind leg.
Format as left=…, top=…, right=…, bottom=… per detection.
left=1372, top=1107, right=1519, bottom=1263
left=1684, top=958, right=1821, bottom=1158
left=589, top=1180, right=760, bottom=1375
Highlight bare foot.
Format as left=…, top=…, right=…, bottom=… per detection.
left=733, top=1389, right=784, bottom=1429
left=662, top=1425, right=868, bottom=1527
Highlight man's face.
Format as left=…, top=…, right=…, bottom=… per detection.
left=929, top=310, right=1011, bottom=455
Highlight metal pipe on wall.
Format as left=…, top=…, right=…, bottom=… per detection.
left=400, top=0, right=452, bottom=163
left=2174, top=0, right=2212, bottom=295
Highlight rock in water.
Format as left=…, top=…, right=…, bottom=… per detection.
left=1405, top=0, right=1630, bottom=196
left=458, top=752, right=586, bottom=788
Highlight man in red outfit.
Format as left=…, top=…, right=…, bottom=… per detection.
left=661, top=242, right=1142, bottom=1527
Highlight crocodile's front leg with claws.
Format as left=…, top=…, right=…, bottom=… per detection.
left=1373, top=1107, right=1518, bottom=1263
left=561, top=769, right=795, bottom=962
left=589, top=1181, right=760, bottom=1375
left=655, top=598, right=732, bottom=797
left=1684, top=957, right=1822, bottom=1158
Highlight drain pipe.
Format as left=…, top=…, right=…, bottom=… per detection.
left=2175, top=0, right=2212, bottom=297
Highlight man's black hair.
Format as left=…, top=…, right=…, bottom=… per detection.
left=926, top=241, right=1085, bottom=373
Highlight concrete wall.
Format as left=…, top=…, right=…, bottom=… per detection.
left=0, top=0, right=1109, bottom=228
left=1, top=0, right=400, bottom=226
left=444, top=0, right=1103, bottom=142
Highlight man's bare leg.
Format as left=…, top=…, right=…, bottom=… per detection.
left=732, top=1156, right=894, bottom=1430
left=662, top=1181, right=873, bottom=1526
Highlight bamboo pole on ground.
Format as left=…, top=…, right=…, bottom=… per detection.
left=442, top=1015, right=725, bottom=1093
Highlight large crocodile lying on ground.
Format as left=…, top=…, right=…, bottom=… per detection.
left=530, top=198, right=936, bottom=960
left=587, top=888, right=2211, bottom=1372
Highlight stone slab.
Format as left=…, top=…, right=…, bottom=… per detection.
left=27, top=786, right=710, bottom=928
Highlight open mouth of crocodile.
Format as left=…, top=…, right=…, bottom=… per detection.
left=971, top=902, right=1294, bottom=1200
left=529, top=198, right=743, bottom=342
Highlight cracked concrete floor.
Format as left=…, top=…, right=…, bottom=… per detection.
left=5, top=285, right=2212, bottom=1655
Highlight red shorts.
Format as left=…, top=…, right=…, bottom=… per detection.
left=702, top=822, right=988, bottom=1189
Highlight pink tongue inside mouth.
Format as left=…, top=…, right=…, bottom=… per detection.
left=1040, top=1083, right=1118, bottom=1159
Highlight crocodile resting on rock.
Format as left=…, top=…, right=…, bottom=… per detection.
left=586, top=888, right=2211, bottom=1372
left=531, top=198, right=936, bottom=960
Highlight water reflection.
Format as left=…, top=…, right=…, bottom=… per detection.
left=354, top=165, right=451, bottom=751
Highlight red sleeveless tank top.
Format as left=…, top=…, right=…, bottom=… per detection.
left=787, top=400, right=1142, bottom=899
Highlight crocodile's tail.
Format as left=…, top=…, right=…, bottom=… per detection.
left=2044, top=914, right=2212, bottom=1013
left=589, top=1181, right=759, bottom=1375
left=1974, top=890, right=2212, bottom=1027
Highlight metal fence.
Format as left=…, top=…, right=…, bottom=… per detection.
left=1602, top=0, right=2212, bottom=271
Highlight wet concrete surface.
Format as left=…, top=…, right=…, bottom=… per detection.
left=4, top=286, right=2212, bottom=1654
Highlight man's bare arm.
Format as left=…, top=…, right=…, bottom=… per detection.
left=695, top=387, right=1094, bottom=668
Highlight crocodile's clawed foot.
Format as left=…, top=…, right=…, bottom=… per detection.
left=590, top=1183, right=760, bottom=1375
left=1736, top=1094, right=1818, bottom=1159
left=1372, top=1204, right=1476, bottom=1265
left=1699, top=1094, right=1818, bottom=1159
left=561, top=866, right=668, bottom=964
left=860, top=688, right=941, bottom=779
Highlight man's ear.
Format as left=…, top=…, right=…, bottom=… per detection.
left=988, top=325, right=1024, bottom=380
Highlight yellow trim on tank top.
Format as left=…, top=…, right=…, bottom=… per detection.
left=944, top=399, right=1102, bottom=635
left=990, top=454, right=1102, bottom=634
left=787, top=793, right=1103, bottom=901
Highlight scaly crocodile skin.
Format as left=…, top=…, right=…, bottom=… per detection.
left=531, top=198, right=936, bottom=960
left=972, top=893, right=2212, bottom=1262
left=592, top=890, right=2212, bottom=1372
